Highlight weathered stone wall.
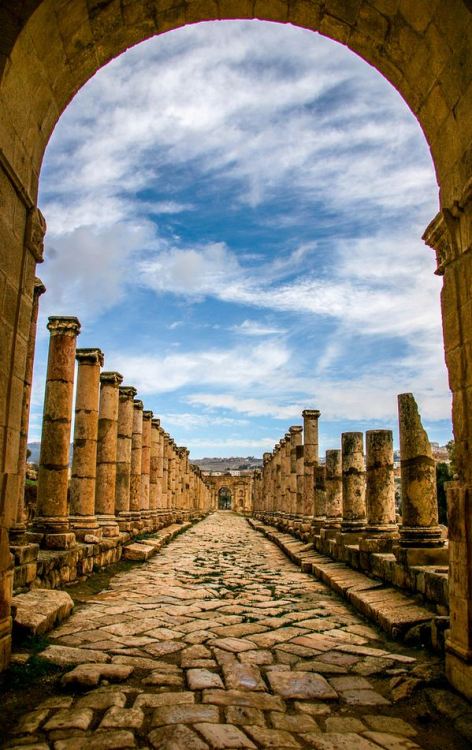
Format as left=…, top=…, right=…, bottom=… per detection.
left=204, top=474, right=254, bottom=513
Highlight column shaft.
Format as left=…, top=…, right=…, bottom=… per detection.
left=95, top=371, right=123, bottom=536
left=129, top=400, right=144, bottom=527
left=341, top=432, right=366, bottom=532
left=325, top=449, right=342, bottom=528
left=115, top=386, right=137, bottom=530
left=365, top=429, right=397, bottom=533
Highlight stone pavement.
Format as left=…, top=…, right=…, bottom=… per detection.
left=2, top=513, right=471, bottom=749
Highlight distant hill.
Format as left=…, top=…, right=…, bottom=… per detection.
left=27, top=444, right=263, bottom=473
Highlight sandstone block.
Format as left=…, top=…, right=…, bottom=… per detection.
left=40, top=645, right=110, bottom=665
left=266, top=670, right=338, bottom=700
left=148, top=724, right=209, bottom=750
left=194, top=722, right=257, bottom=748
left=152, top=704, right=219, bottom=726
left=12, top=588, right=73, bottom=636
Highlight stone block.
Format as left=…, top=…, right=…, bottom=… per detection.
left=122, top=542, right=155, bottom=561
left=12, top=588, right=73, bottom=636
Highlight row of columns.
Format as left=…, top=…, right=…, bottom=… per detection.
left=21, top=315, right=211, bottom=550
left=253, top=394, right=445, bottom=555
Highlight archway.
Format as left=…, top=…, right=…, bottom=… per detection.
left=0, top=1, right=471, bottom=697
left=218, top=487, right=233, bottom=510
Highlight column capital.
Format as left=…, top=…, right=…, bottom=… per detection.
left=143, top=410, right=153, bottom=420
left=47, top=316, right=81, bottom=337
left=76, top=347, right=104, bottom=366
left=34, top=277, right=46, bottom=297
left=25, top=206, right=47, bottom=262
left=289, top=425, right=303, bottom=435
left=422, top=210, right=458, bottom=276
left=119, top=385, right=137, bottom=401
left=302, top=409, right=321, bottom=419
left=133, top=399, right=144, bottom=411
left=151, top=418, right=160, bottom=429
left=101, top=371, right=123, bottom=386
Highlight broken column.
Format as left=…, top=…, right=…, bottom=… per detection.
left=396, top=393, right=445, bottom=564
left=140, top=410, right=153, bottom=529
left=365, top=430, right=397, bottom=535
left=341, top=432, right=367, bottom=533
left=129, top=399, right=144, bottom=530
left=95, top=371, right=123, bottom=537
left=10, top=278, right=46, bottom=544
left=70, top=348, right=104, bottom=540
left=302, top=410, right=320, bottom=518
left=115, top=385, right=137, bottom=531
left=32, top=317, right=81, bottom=549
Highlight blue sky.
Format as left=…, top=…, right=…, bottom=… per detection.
left=30, top=20, right=452, bottom=458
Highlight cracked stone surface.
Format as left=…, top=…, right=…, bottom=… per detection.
left=1, top=513, right=470, bottom=749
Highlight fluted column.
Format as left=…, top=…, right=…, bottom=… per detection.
left=324, top=449, right=342, bottom=528
left=33, top=316, right=81, bottom=549
left=302, top=410, right=320, bottom=518
left=95, top=371, right=123, bottom=537
left=115, top=385, right=137, bottom=531
left=140, top=410, right=152, bottom=528
left=341, top=432, right=366, bottom=532
left=397, top=393, right=443, bottom=548
left=10, top=278, right=46, bottom=544
left=129, top=399, right=144, bottom=529
left=70, top=348, right=104, bottom=539
left=365, top=430, right=397, bottom=535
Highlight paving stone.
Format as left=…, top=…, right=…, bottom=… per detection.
left=134, top=692, right=195, bottom=709
left=225, top=706, right=266, bottom=726
left=12, top=589, right=74, bottom=637
left=328, top=676, right=372, bottom=691
left=61, top=663, right=133, bottom=687
left=38, top=697, right=74, bottom=710
left=40, top=645, right=110, bottom=666
left=53, top=730, right=136, bottom=749
left=99, top=706, right=144, bottom=728
left=267, top=671, right=338, bottom=700
left=362, top=733, right=421, bottom=749
left=340, top=689, right=390, bottom=705
left=298, top=732, right=381, bottom=749
left=148, top=724, right=210, bottom=749
left=244, top=726, right=301, bottom=748
left=11, top=710, right=50, bottom=734
left=43, top=708, right=94, bottom=732
left=239, top=649, right=273, bottom=666
left=270, top=711, right=320, bottom=732
left=208, top=638, right=255, bottom=653
left=142, top=671, right=185, bottom=686
left=294, top=702, right=331, bottom=717
left=223, top=663, right=266, bottom=691
left=325, top=717, right=366, bottom=733
left=76, top=691, right=127, bottom=709
left=202, top=689, right=285, bottom=711
left=194, top=723, right=256, bottom=748
left=151, top=704, right=220, bottom=726
left=187, top=668, right=224, bottom=690
left=364, top=716, right=416, bottom=736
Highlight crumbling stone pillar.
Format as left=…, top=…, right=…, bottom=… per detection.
left=296, top=442, right=304, bottom=518
left=262, top=452, right=271, bottom=513
left=162, top=433, right=169, bottom=513
left=95, top=371, right=123, bottom=537
left=397, top=393, right=443, bottom=548
left=129, top=399, right=144, bottom=529
left=140, top=410, right=153, bottom=528
left=10, top=278, right=46, bottom=544
left=282, top=434, right=291, bottom=517
left=115, top=385, right=137, bottom=531
left=302, top=410, right=320, bottom=518
left=32, top=316, right=81, bottom=549
left=365, top=430, right=397, bottom=535
left=70, top=348, right=104, bottom=540
left=341, top=432, right=366, bottom=533
left=324, top=449, right=343, bottom=529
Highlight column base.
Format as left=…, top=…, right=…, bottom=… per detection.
left=42, top=532, right=77, bottom=550
left=70, top=515, right=102, bottom=542
left=341, top=520, right=367, bottom=533
left=399, top=525, right=445, bottom=547
left=394, top=544, right=449, bottom=567
left=29, top=517, right=77, bottom=549
left=117, top=513, right=133, bottom=532
left=8, top=524, right=28, bottom=546
left=446, top=647, right=472, bottom=701
left=97, top=515, right=120, bottom=537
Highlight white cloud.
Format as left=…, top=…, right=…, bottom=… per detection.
left=186, top=393, right=304, bottom=420
left=232, top=319, right=286, bottom=336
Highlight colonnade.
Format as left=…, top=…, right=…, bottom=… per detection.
left=21, top=313, right=211, bottom=550
left=253, top=394, right=446, bottom=566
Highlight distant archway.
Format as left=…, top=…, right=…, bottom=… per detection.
left=218, top=487, right=232, bottom=511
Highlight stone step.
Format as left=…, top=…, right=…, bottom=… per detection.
left=12, top=589, right=74, bottom=637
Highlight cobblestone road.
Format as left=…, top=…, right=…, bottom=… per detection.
left=2, top=513, right=470, bottom=749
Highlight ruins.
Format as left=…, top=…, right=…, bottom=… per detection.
left=0, top=1, right=471, bottom=745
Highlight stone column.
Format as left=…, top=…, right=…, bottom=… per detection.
left=341, top=432, right=366, bottom=533
left=262, top=452, right=271, bottom=513
left=149, top=418, right=160, bottom=528
left=33, top=316, right=81, bottom=549
left=302, top=410, right=320, bottom=518
left=296, top=442, right=304, bottom=518
left=397, top=393, right=444, bottom=552
left=10, top=278, right=46, bottom=544
left=158, top=427, right=166, bottom=519
left=140, top=410, right=153, bottom=528
left=365, top=430, right=397, bottom=535
left=162, top=433, right=169, bottom=514
left=115, top=385, right=137, bottom=531
left=282, top=434, right=291, bottom=516
left=70, top=348, right=104, bottom=540
left=95, top=371, right=123, bottom=537
left=313, top=465, right=327, bottom=531
left=129, top=399, right=144, bottom=529
left=324, top=449, right=343, bottom=528
left=289, top=426, right=303, bottom=517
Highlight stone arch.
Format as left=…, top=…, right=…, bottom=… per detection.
left=0, top=0, right=471, bottom=696
left=218, top=486, right=233, bottom=510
